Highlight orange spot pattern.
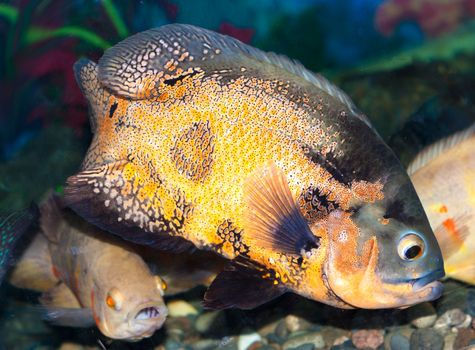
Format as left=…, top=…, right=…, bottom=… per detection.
left=82, top=63, right=386, bottom=298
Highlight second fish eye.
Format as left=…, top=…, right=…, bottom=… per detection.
left=106, top=288, right=123, bottom=311
left=398, top=233, right=425, bottom=261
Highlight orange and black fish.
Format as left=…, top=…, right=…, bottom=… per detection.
left=0, top=204, right=38, bottom=285
left=64, top=24, right=444, bottom=310
left=409, top=125, right=475, bottom=285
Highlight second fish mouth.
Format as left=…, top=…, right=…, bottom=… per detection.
left=135, top=306, right=163, bottom=320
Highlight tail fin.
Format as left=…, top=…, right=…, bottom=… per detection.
left=73, top=58, right=111, bottom=133
left=0, top=204, right=39, bottom=283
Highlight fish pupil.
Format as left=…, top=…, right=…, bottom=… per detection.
left=404, top=245, right=421, bottom=260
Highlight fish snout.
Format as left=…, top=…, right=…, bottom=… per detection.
left=131, top=302, right=168, bottom=323
left=410, top=269, right=445, bottom=302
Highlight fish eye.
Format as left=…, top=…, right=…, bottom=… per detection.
left=106, top=288, right=123, bottom=311
left=397, top=233, right=425, bottom=261
left=155, top=276, right=167, bottom=296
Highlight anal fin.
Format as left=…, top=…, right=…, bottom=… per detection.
left=203, top=256, right=286, bottom=310
left=64, top=161, right=194, bottom=253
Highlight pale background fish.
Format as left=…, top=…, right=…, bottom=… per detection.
left=10, top=196, right=167, bottom=341
left=409, top=126, right=475, bottom=285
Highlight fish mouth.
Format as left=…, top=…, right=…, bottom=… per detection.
left=411, top=269, right=444, bottom=301
left=130, top=301, right=167, bottom=324
left=134, top=306, right=163, bottom=321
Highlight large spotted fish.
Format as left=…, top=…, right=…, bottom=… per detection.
left=65, top=24, right=444, bottom=310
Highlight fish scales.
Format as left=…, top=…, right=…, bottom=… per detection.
left=66, top=24, right=444, bottom=310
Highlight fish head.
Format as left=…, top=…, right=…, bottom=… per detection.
left=321, top=176, right=444, bottom=309
left=94, top=275, right=168, bottom=341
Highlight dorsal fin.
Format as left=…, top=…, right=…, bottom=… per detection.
left=98, top=24, right=365, bottom=122
left=407, top=124, right=475, bottom=175
left=73, top=58, right=112, bottom=133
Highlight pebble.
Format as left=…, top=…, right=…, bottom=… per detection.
left=351, top=329, right=384, bottom=350
left=238, top=332, right=264, bottom=350
left=195, top=311, right=225, bottom=334
left=330, top=340, right=357, bottom=350
left=289, top=344, right=314, bottom=350
left=409, top=329, right=443, bottom=350
left=389, top=333, right=410, bottom=350
left=320, top=327, right=351, bottom=346
left=168, top=300, right=199, bottom=317
left=454, top=328, right=475, bottom=349
left=407, top=302, right=437, bottom=329
left=284, top=315, right=312, bottom=333
left=282, top=332, right=325, bottom=350
left=443, top=332, right=457, bottom=350
left=258, top=320, right=280, bottom=337
left=276, top=320, right=290, bottom=339
left=434, top=309, right=472, bottom=332
left=191, top=339, right=221, bottom=350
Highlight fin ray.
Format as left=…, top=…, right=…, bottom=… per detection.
left=243, top=165, right=319, bottom=255
left=407, top=124, right=475, bottom=175
left=98, top=24, right=364, bottom=123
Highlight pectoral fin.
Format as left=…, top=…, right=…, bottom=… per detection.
left=64, top=161, right=194, bottom=252
left=243, top=164, right=320, bottom=255
left=38, top=283, right=95, bottom=328
left=41, top=307, right=95, bottom=328
left=203, top=256, right=286, bottom=310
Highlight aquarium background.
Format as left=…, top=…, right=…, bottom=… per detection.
left=1, top=0, right=475, bottom=349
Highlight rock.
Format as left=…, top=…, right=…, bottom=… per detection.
left=168, top=300, right=199, bottom=317
left=165, top=339, right=185, bottom=350
left=167, top=317, right=195, bottom=342
left=283, top=332, right=325, bottom=350
left=192, top=339, right=221, bottom=350
left=407, top=303, right=437, bottom=329
left=284, top=315, right=312, bottom=333
left=219, top=336, right=239, bottom=350
left=351, top=329, right=384, bottom=350
left=443, top=332, right=457, bottom=350
left=248, top=341, right=266, bottom=350
left=333, top=336, right=350, bottom=346
left=320, top=327, right=351, bottom=347
left=330, top=340, right=357, bottom=350
left=195, top=311, right=226, bottom=334
left=434, top=309, right=471, bottom=332
left=454, top=328, right=475, bottom=349
left=258, top=320, right=280, bottom=337
left=289, top=344, right=314, bottom=350
left=239, top=332, right=264, bottom=350
left=389, top=333, right=410, bottom=350
left=276, top=320, right=289, bottom=339
left=409, top=329, right=443, bottom=350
